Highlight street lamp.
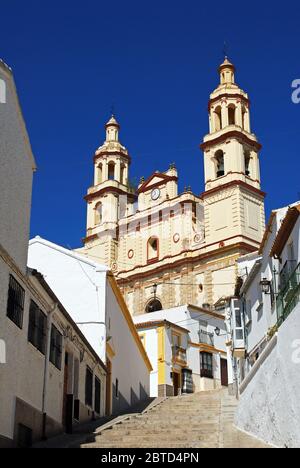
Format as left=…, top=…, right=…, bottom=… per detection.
left=152, top=283, right=158, bottom=300
left=260, top=278, right=272, bottom=295
left=214, top=327, right=227, bottom=337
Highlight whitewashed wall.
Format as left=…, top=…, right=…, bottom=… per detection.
left=28, top=238, right=150, bottom=415
left=28, top=239, right=108, bottom=363
left=235, top=302, right=300, bottom=448
left=0, top=65, right=35, bottom=273
left=0, top=257, right=106, bottom=446
left=138, top=329, right=158, bottom=397
left=134, top=305, right=227, bottom=391
left=106, top=284, right=150, bottom=412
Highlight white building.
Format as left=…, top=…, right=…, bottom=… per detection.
left=133, top=305, right=231, bottom=397
left=228, top=202, right=300, bottom=447
left=0, top=60, right=106, bottom=447
left=28, top=237, right=152, bottom=416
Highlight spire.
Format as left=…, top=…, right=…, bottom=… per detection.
left=105, top=114, right=120, bottom=142
left=219, top=57, right=235, bottom=85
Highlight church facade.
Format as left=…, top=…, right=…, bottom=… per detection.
left=78, top=58, right=266, bottom=316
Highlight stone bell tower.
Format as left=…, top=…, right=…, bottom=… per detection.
left=81, top=115, right=136, bottom=268
left=200, top=58, right=265, bottom=252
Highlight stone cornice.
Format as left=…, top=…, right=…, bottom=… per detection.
left=84, top=186, right=137, bottom=203
left=94, top=150, right=131, bottom=165
left=201, top=179, right=266, bottom=199
left=116, top=239, right=258, bottom=284
left=208, top=93, right=250, bottom=111
left=200, top=130, right=262, bottom=152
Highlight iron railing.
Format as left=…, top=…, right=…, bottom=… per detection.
left=279, top=260, right=297, bottom=292
left=276, top=262, right=300, bottom=324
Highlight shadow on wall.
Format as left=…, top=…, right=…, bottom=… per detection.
left=112, top=383, right=149, bottom=415
left=139, top=383, right=148, bottom=401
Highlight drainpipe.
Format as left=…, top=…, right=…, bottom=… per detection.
left=42, top=302, right=58, bottom=440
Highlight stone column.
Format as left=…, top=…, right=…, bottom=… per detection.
left=221, top=101, right=229, bottom=128
left=236, top=101, right=243, bottom=127
left=103, top=158, right=108, bottom=181
left=115, top=158, right=121, bottom=183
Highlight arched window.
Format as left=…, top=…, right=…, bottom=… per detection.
left=97, top=163, right=103, bottom=184
left=244, top=150, right=251, bottom=176
left=146, top=299, right=163, bottom=313
left=95, top=202, right=103, bottom=225
left=215, top=150, right=225, bottom=178
left=108, top=162, right=115, bottom=181
left=147, top=237, right=159, bottom=262
left=228, top=105, right=236, bottom=125
left=214, top=106, right=222, bottom=131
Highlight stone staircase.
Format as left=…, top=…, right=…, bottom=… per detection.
left=80, top=389, right=270, bottom=448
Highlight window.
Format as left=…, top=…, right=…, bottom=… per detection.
left=49, top=325, right=63, bottom=370
left=228, top=105, right=236, bottom=125
left=215, top=150, right=225, bottom=178
left=7, top=275, right=25, bottom=329
left=214, top=106, right=222, bottom=131
left=108, top=162, right=115, bottom=180
left=85, top=367, right=93, bottom=407
left=95, top=202, right=103, bottom=225
left=28, top=300, right=47, bottom=354
left=147, top=237, right=159, bottom=262
left=145, top=299, right=163, bottom=313
left=97, top=163, right=103, bottom=184
left=94, top=377, right=101, bottom=414
left=172, top=333, right=180, bottom=347
left=200, top=352, right=213, bottom=379
left=244, top=150, right=251, bottom=176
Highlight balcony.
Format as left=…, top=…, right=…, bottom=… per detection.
left=172, top=346, right=187, bottom=365
left=199, top=330, right=214, bottom=347
left=276, top=262, right=300, bottom=324
left=279, top=260, right=297, bottom=292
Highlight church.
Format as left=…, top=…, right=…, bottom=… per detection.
left=77, top=58, right=266, bottom=317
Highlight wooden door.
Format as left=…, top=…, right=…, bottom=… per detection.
left=221, top=358, right=228, bottom=387
left=173, top=372, right=180, bottom=396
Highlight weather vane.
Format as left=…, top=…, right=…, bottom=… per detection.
left=110, top=103, right=115, bottom=117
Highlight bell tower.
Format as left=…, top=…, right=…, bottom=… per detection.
left=201, top=58, right=265, bottom=252
left=82, top=115, right=136, bottom=267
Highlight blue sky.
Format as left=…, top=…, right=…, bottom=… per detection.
left=1, top=1, right=299, bottom=248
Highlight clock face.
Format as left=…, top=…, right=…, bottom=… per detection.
left=151, top=188, right=161, bottom=201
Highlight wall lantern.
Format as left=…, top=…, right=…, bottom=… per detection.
left=152, top=283, right=158, bottom=299
left=260, top=278, right=272, bottom=295
left=214, top=327, right=227, bottom=337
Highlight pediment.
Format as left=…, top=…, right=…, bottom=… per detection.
left=138, top=172, right=177, bottom=194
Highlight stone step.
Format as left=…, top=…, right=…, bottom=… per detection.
left=79, top=390, right=270, bottom=450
